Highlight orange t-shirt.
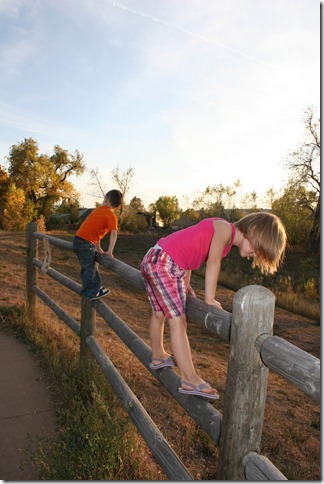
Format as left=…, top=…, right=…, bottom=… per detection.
left=76, top=206, right=118, bottom=245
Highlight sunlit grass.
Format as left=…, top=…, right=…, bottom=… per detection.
left=218, top=270, right=320, bottom=322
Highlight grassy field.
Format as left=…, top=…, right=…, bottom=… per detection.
left=0, top=230, right=320, bottom=480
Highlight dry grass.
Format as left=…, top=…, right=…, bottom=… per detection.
left=0, top=230, right=320, bottom=480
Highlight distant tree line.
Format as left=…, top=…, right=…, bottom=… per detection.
left=0, top=107, right=319, bottom=253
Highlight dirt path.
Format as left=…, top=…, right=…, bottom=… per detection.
left=0, top=326, right=57, bottom=480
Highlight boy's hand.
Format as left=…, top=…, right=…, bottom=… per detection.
left=105, top=252, right=114, bottom=258
left=205, top=299, right=223, bottom=309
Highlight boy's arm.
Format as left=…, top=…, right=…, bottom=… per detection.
left=105, top=229, right=118, bottom=257
left=205, top=221, right=232, bottom=309
left=96, top=241, right=104, bottom=253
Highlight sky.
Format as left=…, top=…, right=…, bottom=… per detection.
left=0, top=0, right=320, bottom=210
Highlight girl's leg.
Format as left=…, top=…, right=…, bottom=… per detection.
left=141, top=247, right=216, bottom=393
left=149, top=310, right=172, bottom=360
left=168, top=314, right=217, bottom=395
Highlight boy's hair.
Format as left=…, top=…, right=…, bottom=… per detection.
left=105, top=189, right=123, bottom=208
left=235, top=212, right=287, bottom=274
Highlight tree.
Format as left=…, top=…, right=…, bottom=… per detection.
left=264, top=187, right=276, bottom=208
left=0, top=165, right=10, bottom=195
left=285, top=106, right=320, bottom=252
left=55, top=199, right=81, bottom=222
left=128, top=196, right=145, bottom=213
left=88, top=167, right=108, bottom=201
left=7, top=138, right=85, bottom=219
left=2, top=184, right=36, bottom=231
left=0, top=165, right=11, bottom=228
left=111, top=166, right=134, bottom=201
left=119, top=196, right=147, bottom=233
left=272, top=183, right=314, bottom=247
left=153, top=195, right=180, bottom=227
left=192, top=182, right=240, bottom=219
left=181, top=208, right=200, bottom=223
left=87, top=166, right=134, bottom=207
left=241, top=191, right=258, bottom=210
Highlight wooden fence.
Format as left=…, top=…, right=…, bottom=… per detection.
left=26, top=222, right=320, bottom=480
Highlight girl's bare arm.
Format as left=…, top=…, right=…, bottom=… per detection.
left=205, top=220, right=232, bottom=308
left=185, top=270, right=196, bottom=296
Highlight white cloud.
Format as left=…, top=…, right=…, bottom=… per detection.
left=0, top=0, right=21, bottom=16
left=0, top=100, right=86, bottom=146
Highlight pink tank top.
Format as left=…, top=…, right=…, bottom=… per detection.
left=158, top=218, right=235, bottom=270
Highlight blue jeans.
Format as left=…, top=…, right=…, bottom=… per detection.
left=73, top=236, right=101, bottom=298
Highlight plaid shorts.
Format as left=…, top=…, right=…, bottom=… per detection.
left=141, top=245, right=186, bottom=319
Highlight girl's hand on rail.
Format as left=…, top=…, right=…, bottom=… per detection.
left=205, top=299, right=223, bottom=310
left=105, top=252, right=114, bottom=258
left=186, top=284, right=196, bottom=297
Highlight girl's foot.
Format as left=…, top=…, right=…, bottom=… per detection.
left=149, top=354, right=177, bottom=369
left=178, top=380, right=219, bottom=399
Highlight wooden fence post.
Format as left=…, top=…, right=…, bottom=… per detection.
left=217, top=285, right=275, bottom=480
left=80, top=295, right=96, bottom=385
left=26, top=222, right=38, bottom=320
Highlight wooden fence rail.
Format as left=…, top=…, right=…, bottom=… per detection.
left=26, top=223, right=320, bottom=480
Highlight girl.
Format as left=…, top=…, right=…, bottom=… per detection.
left=140, top=212, right=287, bottom=399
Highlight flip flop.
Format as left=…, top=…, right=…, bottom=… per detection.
left=149, top=356, right=177, bottom=370
left=178, top=380, right=219, bottom=400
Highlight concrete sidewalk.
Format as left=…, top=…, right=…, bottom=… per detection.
left=0, top=327, right=57, bottom=480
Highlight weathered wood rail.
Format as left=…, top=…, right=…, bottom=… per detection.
left=26, top=223, right=320, bottom=480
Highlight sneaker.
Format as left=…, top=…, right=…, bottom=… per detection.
left=88, top=287, right=110, bottom=300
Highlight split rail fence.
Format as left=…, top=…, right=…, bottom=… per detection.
left=26, top=222, right=320, bottom=480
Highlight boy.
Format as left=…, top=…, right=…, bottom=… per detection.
left=73, top=189, right=123, bottom=300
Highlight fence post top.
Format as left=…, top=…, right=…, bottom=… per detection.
left=234, top=284, right=275, bottom=304
left=26, top=221, right=39, bottom=233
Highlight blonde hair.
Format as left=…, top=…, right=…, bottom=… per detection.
left=235, top=212, right=287, bottom=274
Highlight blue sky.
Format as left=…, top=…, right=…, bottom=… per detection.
left=0, top=0, right=320, bottom=209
